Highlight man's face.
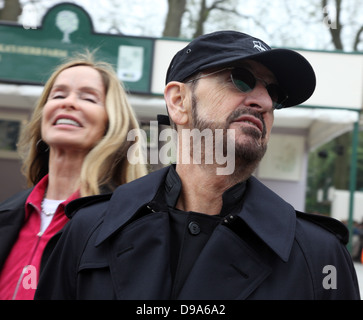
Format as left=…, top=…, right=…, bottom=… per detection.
left=187, top=60, right=276, bottom=166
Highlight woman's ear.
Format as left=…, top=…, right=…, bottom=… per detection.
left=164, top=81, right=189, bottom=126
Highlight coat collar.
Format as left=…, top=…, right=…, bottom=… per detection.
left=95, top=166, right=296, bottom=261
left=95, top=166, right=170, bottom=246
left=238, top=176, right=296, bottom=262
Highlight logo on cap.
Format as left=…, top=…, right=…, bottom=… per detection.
left=253, top=41, right=268, bottom=52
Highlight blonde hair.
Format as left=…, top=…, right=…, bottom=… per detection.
left=18, top=51, right=148, bottom=196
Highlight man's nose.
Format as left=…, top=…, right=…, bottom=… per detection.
left=243, top=82, right=274, bottom=111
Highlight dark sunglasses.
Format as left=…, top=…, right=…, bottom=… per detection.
left=187, top=67, right=288, bottom=109
left=230, top=67, right=288, bottom=109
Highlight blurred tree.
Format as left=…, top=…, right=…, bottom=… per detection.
left=322, top=0, right=363, bottom=51
left=163, top=0, right=256, bottom=38
left=322, top=0, right=344, bottom=49
left=163, top=0, right=187, bottom=37
left=192, top=0, right=231, bottom=37
left=3, top=0, right=362, bottom=51
left=0, top=0, right=21, bottom=21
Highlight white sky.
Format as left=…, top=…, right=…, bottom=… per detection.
left=8, top=0, right=363, bottom=52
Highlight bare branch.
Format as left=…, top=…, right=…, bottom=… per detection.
left=353, top=25, right=363, bottom=51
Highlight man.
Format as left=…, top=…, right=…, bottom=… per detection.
left=35, top=31, right=360, bottom=299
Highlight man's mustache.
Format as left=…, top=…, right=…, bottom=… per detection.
left=226, top=108, right=266, bottom=137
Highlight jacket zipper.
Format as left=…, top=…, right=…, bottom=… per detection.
left=11, top=230, right=43, bottom=300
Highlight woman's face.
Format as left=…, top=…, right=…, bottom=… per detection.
left=41, top=66, right=108, bottom=154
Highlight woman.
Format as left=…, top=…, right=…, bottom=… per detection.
left=0, top=52, right=148, bottom=300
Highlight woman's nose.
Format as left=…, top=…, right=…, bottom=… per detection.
left=60, top=93, right=77, bottom=109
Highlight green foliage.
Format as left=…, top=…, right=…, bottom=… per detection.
left=306, top=130, right=363, bottom=215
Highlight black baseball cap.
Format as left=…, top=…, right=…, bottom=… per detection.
left=165, top=30, right=316, bottom=108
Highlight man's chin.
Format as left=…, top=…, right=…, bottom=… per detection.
left=234, top=137, right=267, bottom=164
left=234, top=134, right=263, bottom=147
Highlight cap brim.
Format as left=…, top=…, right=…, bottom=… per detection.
left=251, top=49, right=316, bottom=107
left=201, top=48, right=316, bottom=108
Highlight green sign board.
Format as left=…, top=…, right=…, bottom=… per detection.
left=0, top=3, right=154, bottom=93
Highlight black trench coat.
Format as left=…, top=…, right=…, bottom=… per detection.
left=0, top=189, right=32, bottom=270
left=35, top=166, right=360, bottom=300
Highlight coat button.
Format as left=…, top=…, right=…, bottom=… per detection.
left=188, top=221, right=200, bottom=235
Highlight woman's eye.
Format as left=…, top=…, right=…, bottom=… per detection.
left=52, top=94, right=65, bottom=99
left=84, top=97, right=97, bottom=103
left=82, top=94, right=98, bottom=103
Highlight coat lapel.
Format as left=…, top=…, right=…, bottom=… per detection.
left=178, top=177, right=296, bottom=300
left=178, top=225, right=273, bottom=300
left=93, top=167, right=297, bottom=300
left=238, top=176, right=296, bottom=262
left=95, top=166, right=170, bottom=246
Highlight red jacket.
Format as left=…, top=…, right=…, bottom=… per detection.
left=0, top=175, right=78, bottom=300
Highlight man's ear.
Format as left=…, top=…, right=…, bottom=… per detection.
left=164, top=81, right=189, bottom=126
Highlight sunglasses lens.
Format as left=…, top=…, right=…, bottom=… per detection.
left=267, top=84, right=288, bottom=109
left=231, top=68, right=288, bottom=109
left=231, top=69, right=256, bottom=93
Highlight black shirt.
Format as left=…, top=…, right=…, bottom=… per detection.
left=164, top=166, right=246, bottom=298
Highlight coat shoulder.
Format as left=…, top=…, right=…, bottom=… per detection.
left=59, top=194, right=113, bottom=247
left=65, top=193, right=112, bottom=219
left=0, top=189, right=32, bottom=211
left=296, top=210, right=349, bottom=244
